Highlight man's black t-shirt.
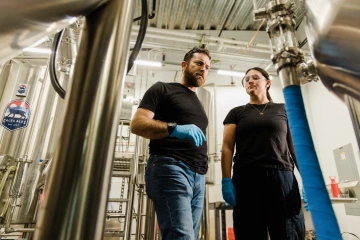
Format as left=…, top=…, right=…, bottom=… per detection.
left=139, top=82, right=208, bottom=174
left=223, top=102, right=294, bottom=171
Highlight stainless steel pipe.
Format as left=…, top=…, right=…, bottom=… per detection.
left=144, top=197, right=157, bottom=240
left=124, top=135, right=140, bottom=239
left=34, top=0, right=134, bottom=239
left=135, top=186, right=145, bottom=240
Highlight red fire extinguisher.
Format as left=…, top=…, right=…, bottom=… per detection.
left=329, top=176, right=340, bottom=198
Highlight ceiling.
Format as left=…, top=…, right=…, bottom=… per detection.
left=133, top=0, right=304, bottom=31
left=131, top=0, right=307, bottom=75
left=13, top=0, right=308, bottom=81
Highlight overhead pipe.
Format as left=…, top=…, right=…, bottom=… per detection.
left=131, top=32, right=271, bottom=54
left=132, top=25, right=271, bottom=49
left=128, top=42, right=272, bottom=65
left=34, top=0, right=135, bottom=239
left=254, top=1, right=341, bottom=239
left=131, top=26, right=311, bottom=57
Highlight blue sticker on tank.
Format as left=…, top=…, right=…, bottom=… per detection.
left=1, top=100, right=31, bottom=131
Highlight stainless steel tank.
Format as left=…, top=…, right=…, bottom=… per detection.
left=0, top=0, right=107, bottom=64
left=304, top=0, right=360, bottom=101
left=0, top=59, right=67, bottom=230
left=0, top=20, right=80, bottom=230
left=304, top=0, right=360, bottom=146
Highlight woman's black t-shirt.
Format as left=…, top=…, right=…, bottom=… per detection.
left=139, top=82, right=208, bottom=174
left=223, top=102, right=294, bottom=171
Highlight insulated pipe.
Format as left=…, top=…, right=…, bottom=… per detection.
left=283, top=85, right=342, bottom=240
left=34, top=0, right=135, bottom=239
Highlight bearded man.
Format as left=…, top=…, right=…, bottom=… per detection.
left=130, top=47, right=211, bottom=240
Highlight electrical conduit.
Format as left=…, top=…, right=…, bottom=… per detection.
left=283, top=85, right=341, bottom=239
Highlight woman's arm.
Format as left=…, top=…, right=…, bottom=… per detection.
left=221, top=123, right=236, bottom=179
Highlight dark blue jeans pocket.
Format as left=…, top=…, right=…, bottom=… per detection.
left=145, top=155, right=178, bottom=199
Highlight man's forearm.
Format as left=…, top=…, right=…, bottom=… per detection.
left=130, top=117, right=169, bottom=139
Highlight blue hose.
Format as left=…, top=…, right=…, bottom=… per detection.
left=283, top=85, right=342, bottom=240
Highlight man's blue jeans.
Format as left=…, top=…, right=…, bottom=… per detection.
left=145, top=155, right=205, bottom=240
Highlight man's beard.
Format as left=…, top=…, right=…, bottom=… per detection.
left=184, top=67, right=205, bottom=87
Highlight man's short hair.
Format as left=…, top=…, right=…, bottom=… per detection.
left=183, top=47, right=211, bottom=63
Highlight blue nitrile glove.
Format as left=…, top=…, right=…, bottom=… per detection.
left=222, top=178, right=236, bottom=206
left=170, top=124, right=206, bottom=147
left=302, top=188, right=310, bottom=211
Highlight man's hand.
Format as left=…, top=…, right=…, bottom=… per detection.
left=170, top=124, right=206, bottom=147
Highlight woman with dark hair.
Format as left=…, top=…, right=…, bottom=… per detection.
left=221, top=67, right=305, bottom=239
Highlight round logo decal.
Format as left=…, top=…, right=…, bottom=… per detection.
left=1, top=100, right=31, bottom=131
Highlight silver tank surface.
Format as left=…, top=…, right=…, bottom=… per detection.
left=0, top=61, right=67, bottom=225
left=0, top=0, right=106, bottom=64
left=304, top=0, right=360, bottom=101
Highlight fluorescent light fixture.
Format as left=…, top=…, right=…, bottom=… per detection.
left=22, top=47, right=51, bottom=54
left=217, top=70, right=245, bottom=77
left=134, top=60, right=162, bottom=67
